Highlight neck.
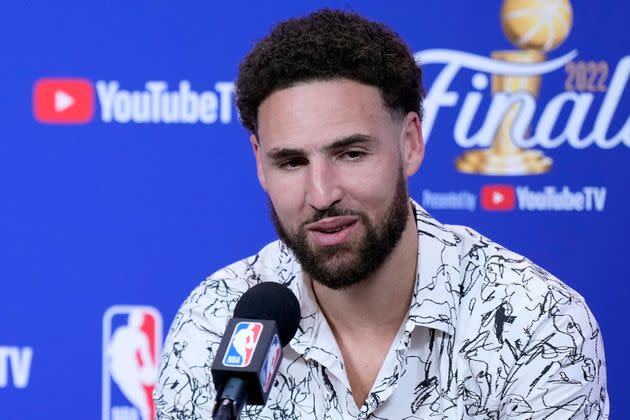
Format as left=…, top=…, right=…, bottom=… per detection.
left=310, top=203, right=418, bottom=334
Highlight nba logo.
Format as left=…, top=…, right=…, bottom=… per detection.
left=103, top=306, right=162, bottom=420
left=260, top=334, right=281, bottom=393
left=222, top=322, right=263, bottom=367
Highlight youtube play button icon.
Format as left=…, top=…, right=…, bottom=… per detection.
left=33, top=78, right=94, bottom=124
left=481, top=185, right=516, bottom=211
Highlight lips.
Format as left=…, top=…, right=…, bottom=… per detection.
left=306, top=216, right=359, bottom=246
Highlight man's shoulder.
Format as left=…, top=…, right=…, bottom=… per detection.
left=449, top=223, right=576, bottom=290
left=446, top=223, right=596, bottom=345
left=180, top=239, right=295, bottom=316
left=433, top=223, right=608, bottom=417
left=412, top=204, right=594, bottom=340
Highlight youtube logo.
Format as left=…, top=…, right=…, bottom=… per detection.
left=33, top=79, right=94, bottom=124
left=480, top=185, right=516, bottom=211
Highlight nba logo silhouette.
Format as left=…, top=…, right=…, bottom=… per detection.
left=222, top=322, right=263, bottom=367
left=260, top=334, right=281, bottom=392
left=103, top=306, right=162, bottom=420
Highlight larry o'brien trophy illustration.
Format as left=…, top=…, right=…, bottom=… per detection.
left=455, top=0, right=573, bottom=175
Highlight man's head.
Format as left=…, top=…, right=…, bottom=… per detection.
left=236, top=10, right=425, bottom=289
left=236, top=9, right=424, bottom=134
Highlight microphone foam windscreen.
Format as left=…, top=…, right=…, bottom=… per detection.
left=233, top=282, right=301, bottom=347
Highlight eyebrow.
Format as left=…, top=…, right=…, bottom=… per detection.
left=265, top=134, right=377, bottom=160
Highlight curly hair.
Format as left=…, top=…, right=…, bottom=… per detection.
left=236, top=9, right=424, bottom=134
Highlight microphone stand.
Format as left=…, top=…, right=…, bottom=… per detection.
left=212, top=377, right=248, bottom=420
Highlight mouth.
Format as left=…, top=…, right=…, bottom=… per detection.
left=306, top=216, right=359, bottom=246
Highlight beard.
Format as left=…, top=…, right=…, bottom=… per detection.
left=270, top=169, right=410, bottom=290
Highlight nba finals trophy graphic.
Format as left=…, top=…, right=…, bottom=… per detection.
left=455, top=0, right=573, bottom=175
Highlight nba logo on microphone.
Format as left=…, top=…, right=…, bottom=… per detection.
left=260, top=334, right=282, bottom=392
left=223, top=322, right=263, bottom=367
left=103, top=306, right=162, bottom=420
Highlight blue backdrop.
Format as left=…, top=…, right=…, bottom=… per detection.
left=1, top=1, right=628, bottom=418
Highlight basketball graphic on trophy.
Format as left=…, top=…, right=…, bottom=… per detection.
left=455, top=0, right=573, bottom=175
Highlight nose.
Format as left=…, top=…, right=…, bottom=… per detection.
left=305, top=158, right=343, bottom=211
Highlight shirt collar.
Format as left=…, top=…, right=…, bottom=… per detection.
left=282, top=199, right=462, bottom=355
left=408, top=200, right=462, bottom=336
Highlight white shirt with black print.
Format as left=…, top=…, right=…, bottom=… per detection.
left=155, top=200, right=609, bottom=419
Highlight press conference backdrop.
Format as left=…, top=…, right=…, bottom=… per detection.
left=1, top=1, right=627, bottom=418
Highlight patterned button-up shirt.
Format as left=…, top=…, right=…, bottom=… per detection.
left=155, top=201, right=608, bottom=419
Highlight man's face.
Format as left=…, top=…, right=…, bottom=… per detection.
left=252, top=79, right=423, bottom=289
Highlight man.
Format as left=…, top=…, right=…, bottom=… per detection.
left=155, top=9, right=608, bottom=419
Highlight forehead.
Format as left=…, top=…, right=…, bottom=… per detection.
left=256, top=79, right=397, bottom=150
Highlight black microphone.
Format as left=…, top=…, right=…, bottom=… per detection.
left=211, top=282, right=301, bottom=420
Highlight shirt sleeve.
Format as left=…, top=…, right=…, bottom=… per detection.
left=154, top=285, right=230, bottom=419
left=499, top=292, right=609, bottom=419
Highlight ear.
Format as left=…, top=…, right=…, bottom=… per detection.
left=250, top=134, right=267, bottom=191
left=400, top=112, right=424, bottom=177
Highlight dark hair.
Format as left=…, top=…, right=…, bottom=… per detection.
left=236, top=9, right=424, bottom=134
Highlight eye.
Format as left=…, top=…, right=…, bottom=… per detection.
left=278, top=157, right=307, bottom=170
left=339, top=150, right=365, bottom=161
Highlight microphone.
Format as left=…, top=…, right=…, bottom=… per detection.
left=211, top=282, right=301, bottom=420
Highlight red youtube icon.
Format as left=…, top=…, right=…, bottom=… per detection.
left=481, top=185, right=516, bottom=211
left=33, top=78, right=94, bottom=124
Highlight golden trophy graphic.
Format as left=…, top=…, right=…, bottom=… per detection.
left=455, top=0, right=573, bottom=175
